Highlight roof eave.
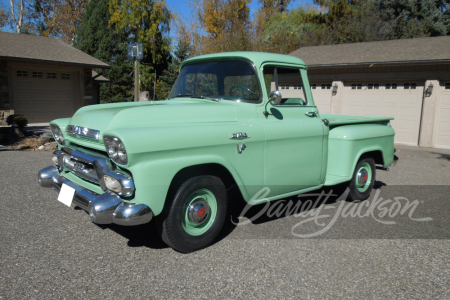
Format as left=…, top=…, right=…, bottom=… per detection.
left=0, top=56, right=111, bottom=69
left=306, top=59, right=450, bottom=69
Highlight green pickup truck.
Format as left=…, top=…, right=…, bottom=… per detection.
left=38, top=52, right=396, bottom=253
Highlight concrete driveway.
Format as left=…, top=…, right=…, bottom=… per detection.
left=0, top=145, right=449, bottom=299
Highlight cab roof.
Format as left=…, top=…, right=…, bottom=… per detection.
left=180, top=51, right=307, bottom=69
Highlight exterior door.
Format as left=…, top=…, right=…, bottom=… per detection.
left=262, top=66, right=325, bottom=197
left=12, top=68, right=77, bottom=123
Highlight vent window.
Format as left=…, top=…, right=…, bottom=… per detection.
left=16, top=70, right=28, bottom=77
left=32, top=71, right=43, bottom=78
left=47, top=72, right=57, bottom=79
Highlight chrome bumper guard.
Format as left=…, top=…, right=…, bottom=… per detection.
left=38, top=166, right=153, bottom=226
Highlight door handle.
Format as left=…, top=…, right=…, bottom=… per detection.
left=305, top=111, right=317, bottom=117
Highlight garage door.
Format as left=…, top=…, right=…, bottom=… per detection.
left=12, top=69, right=77, bottom=123
left=310, top=82, right=332, bottom=113
left=341, top=81, right=424, bottom=146
left=434, top=82, right=450, bottom=149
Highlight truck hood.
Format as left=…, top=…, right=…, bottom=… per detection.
left=68, top=99, right=237, bottom=135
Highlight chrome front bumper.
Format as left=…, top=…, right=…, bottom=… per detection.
left=38, top=165, right=153, bottom=226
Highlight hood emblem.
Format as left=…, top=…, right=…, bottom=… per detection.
left=66, top=125, right=100, bottom=141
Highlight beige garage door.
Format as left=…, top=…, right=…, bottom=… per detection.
left=12, top=69, right=77, bottom=123
left=434, top=82, right=450, bottom=149
left=341, top=81, right=424, bottom=146
left=310, top=82, right=332, bottom=113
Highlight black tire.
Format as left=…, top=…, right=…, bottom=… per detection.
left=160, top=175, right=227, bottom=253
left=348, top=156, right=376, bottom=201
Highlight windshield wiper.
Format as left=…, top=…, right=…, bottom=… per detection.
left=168, top=94, right=192, bottom=99
left=191, top=95, right=221, bottom=102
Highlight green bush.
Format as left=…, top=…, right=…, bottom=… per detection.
left=6, top=114, right=28, bottom=129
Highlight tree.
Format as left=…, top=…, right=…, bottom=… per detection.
left=197, top=0, right=252, bottom=53
left=254, top=0, right=292, bottom=43
left=0, top=4, right=9, bottom=28
left=7, top=0, right=28, bottom=33
left=109, top=0, right=172, bottom=93
left=375, top=0, right=450, bottom=38
left=75, top=0, right=133, bottom=103
left=29, top=0, right=88, bottom=44
left=260, top=7, right=324, bottom=53
left=156, top=40, right=191, bottom=99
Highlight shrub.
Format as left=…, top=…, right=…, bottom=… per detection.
left=6, top=114, right=28, bottom=129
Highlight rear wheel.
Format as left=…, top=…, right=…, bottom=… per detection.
left=160, top=175, right=227, bottom=253
left=348, top=156, right=376, bottom=201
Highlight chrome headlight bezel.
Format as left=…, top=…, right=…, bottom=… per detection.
left=50, top=124, right=65, bottom=145
left=103, top=135, right=128, bottom=165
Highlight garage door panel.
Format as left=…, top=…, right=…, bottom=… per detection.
left=343, top=82, right=424, bottom=145
left=12, top=69, right=77, bottom=123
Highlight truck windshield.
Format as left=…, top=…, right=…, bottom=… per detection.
left=168, top=60, right=261, bottom=102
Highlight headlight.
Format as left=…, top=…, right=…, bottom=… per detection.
left=104, top=135, right=128, bottom=165
left=50, top=124, right=65, bottom=145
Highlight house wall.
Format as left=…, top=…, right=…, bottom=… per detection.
left=0, top=60, right=13, bottom=125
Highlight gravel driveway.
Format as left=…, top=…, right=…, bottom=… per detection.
left=1, top=145, right=449, bottom=299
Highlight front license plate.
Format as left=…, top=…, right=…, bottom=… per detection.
left=58, top=183, right=75, bottom=207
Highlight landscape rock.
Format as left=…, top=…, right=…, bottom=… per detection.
left=45, top=142, right=58, bottom=151
left=17, top=144, right=29, bottom=150
left=39, top=136, right=51, bottom=144
left=38, top=145, right=45, bottom=150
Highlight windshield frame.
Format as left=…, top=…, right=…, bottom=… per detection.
left=168, top=58, right=263, bottom=104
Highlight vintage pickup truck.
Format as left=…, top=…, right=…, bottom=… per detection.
left=38, top=52, right=396, bottom=253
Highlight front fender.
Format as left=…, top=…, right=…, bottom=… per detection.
left=127, top=155, right=248, bottom=216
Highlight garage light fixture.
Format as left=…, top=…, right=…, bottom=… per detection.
left=425, top=83, right=433, bottom=97
left=332, top=84, right=338, bottom=96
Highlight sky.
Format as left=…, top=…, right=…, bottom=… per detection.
left=1, top=0, right=314, bottom=35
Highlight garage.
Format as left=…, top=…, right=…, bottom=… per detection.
left=434, top=81, right=450, bottom=149
left=310, top=82, right=332, bottom=113
left=341, top=81, right=425, bottom=146
left=0, top=31, right=110, bottom=125
left=12, top=69, right=78, bottom=123
left=290, top=35, right=450, bottom=149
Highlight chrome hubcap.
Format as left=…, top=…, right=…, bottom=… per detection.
left=358, top=169, right=368, bottom=185
left=188, top=199, right=210, bottom=225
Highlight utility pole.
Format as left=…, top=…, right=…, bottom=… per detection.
left=134, top=60, right=140, bottom=102
left=127, top=42, right=144, bottom=102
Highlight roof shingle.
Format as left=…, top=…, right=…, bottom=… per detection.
left=289, top=36, right=450, bottom=67
left=0, top=31, right=110, bottom=68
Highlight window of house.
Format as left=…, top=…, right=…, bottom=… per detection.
left=61, top=73, right=70, bottom=80
left=311, top=84, right=317, bottom=89
left=16, top=70, right=28, bottom=77
left=321, top=83, right=331, bottom=89
left=352, top=83, right=362, bottom=90
left=445, top=83, right=450, bottom=89
left=386, top=83, right=397, bottom=89
left=47, top=72, right=57, bottom=79
left=411, top=83, right=416, bottom=89
left=32, top=71, right=43, bottom=78
left=404, top=83, right=410, bottom=89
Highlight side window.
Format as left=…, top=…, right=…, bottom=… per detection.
left=263, top=66, right=307, bottom=106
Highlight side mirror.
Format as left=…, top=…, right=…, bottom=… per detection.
left=269, top=91, right=282, bottom=105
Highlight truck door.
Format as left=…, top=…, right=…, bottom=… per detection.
left=262, top=65, right=325, bottom=197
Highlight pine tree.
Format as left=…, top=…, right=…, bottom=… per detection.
left=75, top=0, right=133, bottom=103
left=157, top=40, right=191, bottom=99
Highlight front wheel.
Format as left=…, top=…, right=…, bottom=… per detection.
left=348, top=156, right=376, bottom=201
left=160, top=175, right=227, bottom=253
